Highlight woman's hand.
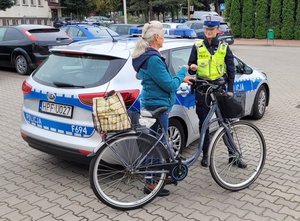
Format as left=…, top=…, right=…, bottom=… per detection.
left=183, top=76, right=195, bottom=85
left=179, top=65, right=190, bottom=70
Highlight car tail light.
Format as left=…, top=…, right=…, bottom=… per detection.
left=79, top=89, right=140, bottom=110
left=22, top=81, right=32, bottom=95
left=24, top=30, right=37, bottom=41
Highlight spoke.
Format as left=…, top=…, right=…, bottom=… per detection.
left=97, top=169, right=126, bottom=177
left=100, top=174, right=127, bottom=191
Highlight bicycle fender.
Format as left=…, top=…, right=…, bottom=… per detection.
left=88, top=130, right=137, bottom=157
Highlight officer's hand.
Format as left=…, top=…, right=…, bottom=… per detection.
left=227, top=91, right=234, bottom=96
left=190, top=64, right=198, bottom=71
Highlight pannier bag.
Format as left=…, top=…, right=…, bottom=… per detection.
left=216, top=93, right=245, bottom=118
left=92, top=92, right=131, bottom=133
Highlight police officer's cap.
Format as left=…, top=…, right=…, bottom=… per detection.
left=204, top=16, right=220, bottom=29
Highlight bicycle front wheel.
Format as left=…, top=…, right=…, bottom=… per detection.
left=209, top=120, right=266, bottom=191
left=89, top=132, right=168, bottom=210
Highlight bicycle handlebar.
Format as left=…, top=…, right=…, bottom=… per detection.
left=190, top=77, right=226, bottom=89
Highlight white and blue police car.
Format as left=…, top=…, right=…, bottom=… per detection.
left=20, top=38, right=269, bottom=163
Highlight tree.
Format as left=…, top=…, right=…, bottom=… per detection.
left=281, top=0, right=295, bottom=39
left=295, top=0, right=300, bottom=39
left=269, top=0, right=282, bottom=39
left=0, top=0, right=14, bottom=11
left=224, top=0, right=232, bottom=21
left=255, top=0, right=268, bottom=39
left=62, top=0, right=96, bottom=19
left=229, top=0, right=242, bottom=37
left=241, top=0, right=254, bottom=38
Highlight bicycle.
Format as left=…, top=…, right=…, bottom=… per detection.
left=88, top=77, right=266, bottom=210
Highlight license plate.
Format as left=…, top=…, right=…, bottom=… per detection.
left=39, top=101, right=73, bottom=118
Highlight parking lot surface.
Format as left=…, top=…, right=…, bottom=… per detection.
left=1, top=44, right=300, bottom=221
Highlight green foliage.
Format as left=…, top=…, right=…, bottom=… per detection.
left=255, top=0, right=268, bottom=39
left=229, top=0, right=242, bottom=37
left=281, top=0, right=295, bottom=39
left=62, top=0, right=97, bottom=19
left=0, top=0, right=14, bottom=11
left=224, top=0, right=232, bottom=21
left=270, top=0, right=282, bottom=38
left=295, top=0, right=300, bottom=39
left=241, top=0, right=254, bottom=38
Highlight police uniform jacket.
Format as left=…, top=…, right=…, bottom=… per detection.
left=188, top=37, right=235, bottom=92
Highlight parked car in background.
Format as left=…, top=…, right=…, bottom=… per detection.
left=184, top=20, right=234, bottom=44
left=53, top=17, right=76, bottom=28
left=191, top=11, right=223, bottom=21
left=108, top=24, right=143, bottom=35
left=0, top=24, right=72, bottom=75
left=185, top=20, right=205, bottom=39
left=61, top=24, right=119, bottom=42
left=20, top=38, right=269, bottom=163
left=85, top=16, right=113, bottom=26
left=162, top=22, right=197, bottom=38
left=217, top=22, right=234, bottom=45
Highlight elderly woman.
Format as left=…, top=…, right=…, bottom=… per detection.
left=132, top=21, right=193, bottom=196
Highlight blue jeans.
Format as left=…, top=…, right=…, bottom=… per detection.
left=145, top=110, right=169, bottom=185
left=150, top=110, right=169, bottom=144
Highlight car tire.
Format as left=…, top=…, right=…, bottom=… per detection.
left=251, top=85, right=267, bottom=120
left=15, top=54, right=32, bottom=75
left=168, top=118, right=186, bottom=156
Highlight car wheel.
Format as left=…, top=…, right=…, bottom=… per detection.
left=168, top=118, right=186, bottom=156
left=15, top=54, right=32, bottom=75
left=251, top=85, right=267, bottom=120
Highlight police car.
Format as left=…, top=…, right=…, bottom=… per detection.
left=20, top=38, right=270, bottom=163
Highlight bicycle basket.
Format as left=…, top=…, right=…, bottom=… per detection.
left=92, top=92, right=131, bottom=133
left=216, top=93, right=245, bottom=118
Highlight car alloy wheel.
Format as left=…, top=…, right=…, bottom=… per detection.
left=252, top=86, right=267, bottom=119
left=15, top=55, right=30, bottom=75
left=168, top=119, right=186, bottom=156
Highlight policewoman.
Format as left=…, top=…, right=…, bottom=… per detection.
left=188, top=17, right=242, bottom=168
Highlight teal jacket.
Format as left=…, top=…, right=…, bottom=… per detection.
left=132, top=48, right=187, bottom=111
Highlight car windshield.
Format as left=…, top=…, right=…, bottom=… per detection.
left=86, top=26, right=118, bottom=37
left=32, top=53, right=126, bottom=88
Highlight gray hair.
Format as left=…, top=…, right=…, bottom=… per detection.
left=131, top=21, right=164, bottom=58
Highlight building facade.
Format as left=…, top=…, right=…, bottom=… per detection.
left=0, top=0, right=63, bottom=26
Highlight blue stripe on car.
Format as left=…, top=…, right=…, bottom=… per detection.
left=23, top=112, right=95, bottom=137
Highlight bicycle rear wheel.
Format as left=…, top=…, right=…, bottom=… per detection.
left=89, top=132, right=168, bottom=210
left=209, top=120, right=266, bottom=191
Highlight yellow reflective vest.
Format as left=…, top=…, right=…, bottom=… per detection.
left=195, top=40, right=228, bottom=80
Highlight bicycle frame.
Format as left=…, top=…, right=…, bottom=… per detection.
left=89, top=83, right=241, bottom=174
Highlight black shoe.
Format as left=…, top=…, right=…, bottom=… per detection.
left=229, top=157, right=247, bottom=169
left=201, top=155, right=208, bottom=167
left=165, top=177, right=178, bottom=186
left=143, top=186, right=170, bottom=197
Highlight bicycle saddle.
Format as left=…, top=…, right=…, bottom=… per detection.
left=140, top=107, right=168, bottom=119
